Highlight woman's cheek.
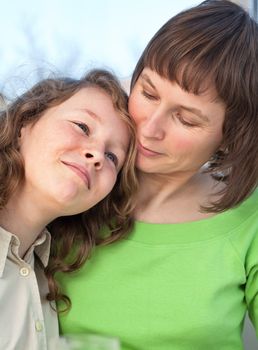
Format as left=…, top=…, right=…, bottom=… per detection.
left=128, top=91, right=148, bottom=122
left=128, top=98, right=139, bottom=122
left=172, top=132, right=197, bottom=153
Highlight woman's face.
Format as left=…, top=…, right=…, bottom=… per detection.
left=19, top=87, right=130, bottom=216
left=128, top=68, right=225, bottom=177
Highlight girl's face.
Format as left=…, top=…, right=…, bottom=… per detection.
left=19, top=87, right=130, bottom=216
left=129, top=68, right=226, bottom=177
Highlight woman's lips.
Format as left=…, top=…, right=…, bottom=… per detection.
left=137, top=142, right=163, bottom=157
left=61, top=161, right=91, bottom=189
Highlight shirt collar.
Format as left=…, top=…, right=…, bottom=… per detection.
left=0, top=228, right=12, bottom=277
left=33, top=229, right=51, bottom=267
left=0, top=227, right=51, bottom=277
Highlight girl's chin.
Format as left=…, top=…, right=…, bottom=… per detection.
left=52, top=183, right=84, bottom=205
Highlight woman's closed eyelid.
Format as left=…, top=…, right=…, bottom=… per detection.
left=176, top=115, right=198, bottom=127
left=141, top=89, right=158, bottom=100
left=180, top=118, right=197, bottom=127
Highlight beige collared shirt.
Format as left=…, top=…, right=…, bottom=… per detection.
left=0, top=227, right=59, bottom=350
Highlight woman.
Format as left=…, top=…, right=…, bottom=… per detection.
left=0, top=69, right=137, bottom=350
left=58, top=1, right=258, bottom=349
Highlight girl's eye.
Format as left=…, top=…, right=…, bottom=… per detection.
left=74, top=122, right=90, bottom=135
left=105, top=152, right=118, bottom=166
left=141, top=90, right=157, bottom=100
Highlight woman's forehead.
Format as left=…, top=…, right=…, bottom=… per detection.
left=139, top=67, right=222, bottom=103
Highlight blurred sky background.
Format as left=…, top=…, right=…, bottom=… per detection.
left=0, top=0, right=200, bottom=96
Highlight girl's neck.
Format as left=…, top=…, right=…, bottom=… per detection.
left=0, top=191, right=53, bottom=258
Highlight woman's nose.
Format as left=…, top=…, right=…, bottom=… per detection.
left=85, top=151, right=104, bottom=170
left=141, top=112, right=165, bottom=140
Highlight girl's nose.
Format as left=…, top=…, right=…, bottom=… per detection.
left=85, top=151, right=104, bottom=170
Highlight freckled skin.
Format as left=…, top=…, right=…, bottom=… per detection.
left=19, top=87, right=130, bottom=217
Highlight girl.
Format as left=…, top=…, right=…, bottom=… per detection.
left=0, top=69, right=137, bottom=350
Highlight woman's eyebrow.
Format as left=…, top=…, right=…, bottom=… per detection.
left=141, top=74, right=157, bottom=90
left=179, top=105, right=209, bottom=122
left=140, top=74, right=212, bottom=122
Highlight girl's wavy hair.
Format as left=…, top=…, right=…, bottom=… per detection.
left=0, top=69, right=138, bottom=310
left=131, top=0, right=258, bottom=212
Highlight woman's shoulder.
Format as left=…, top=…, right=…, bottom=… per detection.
left=232, top=188, right=258, bottom=219
left=227, top=189, right=258, bottom=251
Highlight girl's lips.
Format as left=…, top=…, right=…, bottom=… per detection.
left=61, top=161, right=91, bottom=189
left=137, top=142, right=163, bottom=157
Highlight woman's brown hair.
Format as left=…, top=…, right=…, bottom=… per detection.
left=0, top=69, right=138, bottom=309
left=131, top=0, right=258, bottom=212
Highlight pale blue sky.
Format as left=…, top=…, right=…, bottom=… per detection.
left=0, top=0, right=199, bottom=92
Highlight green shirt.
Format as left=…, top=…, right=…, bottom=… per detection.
left=58, top=190, right=258, bottom=350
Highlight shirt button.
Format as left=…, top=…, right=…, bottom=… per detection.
left=20, top=267, right=29, bottom=276
left=35, top=320, right=43, bottom=332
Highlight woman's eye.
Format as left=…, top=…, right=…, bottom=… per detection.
left=74, top=122, right=90, bottom=135
left=179, top=118, right=197, bottom=127
left=141, top=90, right=157, bottom=100
left=105, top=152, right=118, bottom=166
left=173, top=112, right=197, bottom=128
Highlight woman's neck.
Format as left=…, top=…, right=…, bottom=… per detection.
left=135, top=170, right=222, bottom=223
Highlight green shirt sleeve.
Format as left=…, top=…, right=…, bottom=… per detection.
left=245, top=228, right=258, bottom=336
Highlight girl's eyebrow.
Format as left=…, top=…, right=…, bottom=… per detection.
left=76, top=108, right=101, bottom=122
left=141, top=74, right=157, bottom=90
